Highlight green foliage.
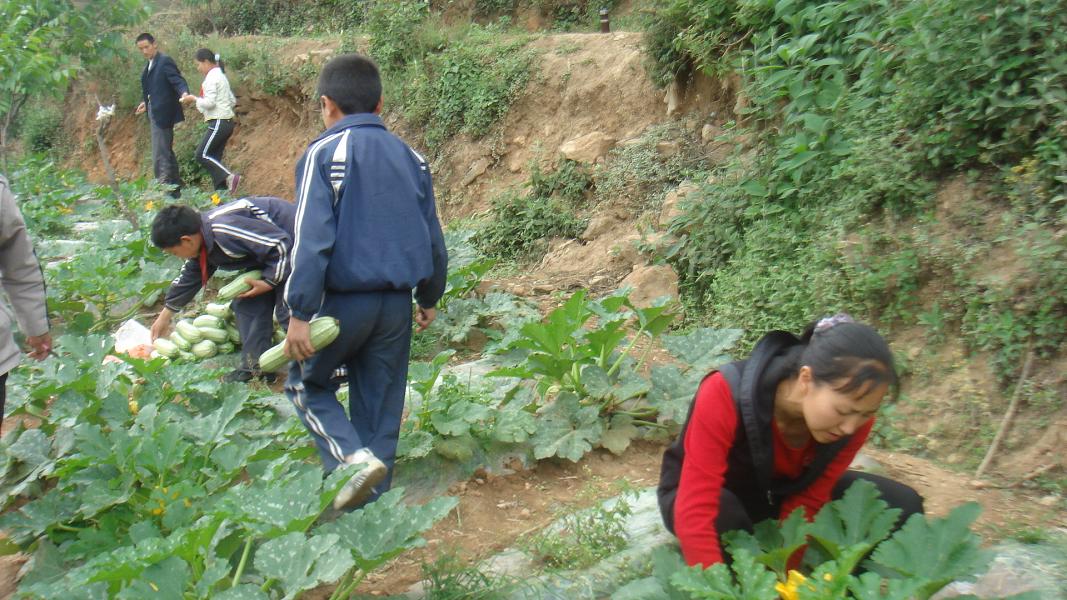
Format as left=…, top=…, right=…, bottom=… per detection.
left=893, top=0, right=1067, bottom=175
left=7, top=155, right=92, bottom=236
left=15, top=101, right=64, bottom=154
left=0, top=0, right=147, bottom=161
left=529, top=159, right=592, bottom=206
left=521, top=486, right=635, bottom=569
left=402, top=27, right=535, bottom=149
left=1, top=332, right=455, bottom=598
left=421, top=551, right=527, bottom=599
left=650, top=0, right=1066, bottom=371
left=594, top=122, right=704, bottom=210
left=472, top=189, right=587, bottom=262
left=186, top=0, right=366, bottom=36
left=621, top=480, right=990, bottom=599
left=366, top=0, right=430, bottom=72
left=173, top=122, right=211, bottom=189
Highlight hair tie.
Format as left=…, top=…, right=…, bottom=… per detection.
left=815, top=313, right=854, bottom=334
left=214, top=53, right=221, bottom=62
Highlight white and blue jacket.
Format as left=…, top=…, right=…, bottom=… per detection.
left=164, top=196, right=295, bottom=311
left=285, top=113, right=448, bottom=322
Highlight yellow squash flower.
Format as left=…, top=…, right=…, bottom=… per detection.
left=776, top=570, right=807, bottom=600
left=211, top=193, right=222, bottom=206
left=144, top=200, right=155, bottom=211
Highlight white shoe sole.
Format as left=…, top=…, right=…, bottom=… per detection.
left=332, top=457, right=387, bottom=511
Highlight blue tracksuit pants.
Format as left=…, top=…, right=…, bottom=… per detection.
left=285, top=290, right=412, bottom=495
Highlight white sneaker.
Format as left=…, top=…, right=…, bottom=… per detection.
left=332, top=449, right=387, bottom=511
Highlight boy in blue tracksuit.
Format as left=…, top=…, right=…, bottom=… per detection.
left=283, top=54, right=448, bottom=511
left=149, top=197, right=295, bottom=382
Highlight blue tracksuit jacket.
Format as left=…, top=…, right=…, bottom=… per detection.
left=163, top=196, right=295, bottom=311
left=285, top=113, right=448, bottom=321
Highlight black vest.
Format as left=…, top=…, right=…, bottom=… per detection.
left=657, top=331, right=852, bottom=533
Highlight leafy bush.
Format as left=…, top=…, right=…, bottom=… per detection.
left=366, top=0, right=430, bottom=72
left=15, top=102, right=64, bottom=154
left=521, top=487, right=635, bottom=569
left=893, top=0, right=1067, bottom=174
left=402, top=27, right=534, bottom=149
left=594, top=122, right=705, bottom=210
left=186, top=0, right=365, bottom=35
left=472, top=189, right=586, bottom=261
left=618, top=480, right=989, bottom=600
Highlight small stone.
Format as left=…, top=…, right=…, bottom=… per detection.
left=656, top=141, right=681, bottom=157
left=461, top=158, right=492, bottom=186
left=970, top=479, right=988, bottom=489
left=701, top=123, right=720, bottom=143
left=475, top=478, right=486, bottom=485
left=520, top=508, right=531, bottom=518
left=1038, top=495, right=1059, bottom=507
left=559, top=132, right=616, bottom=164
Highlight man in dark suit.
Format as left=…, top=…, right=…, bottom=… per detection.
left=135, top=33, right=190, bottom=198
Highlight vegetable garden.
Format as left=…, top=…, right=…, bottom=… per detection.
left=0, top=157, right=1016, bottom=599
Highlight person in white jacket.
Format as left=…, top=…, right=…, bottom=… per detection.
left=0, top=175, right=51, bottom=427
left=181, top=48, right=241, bottom=194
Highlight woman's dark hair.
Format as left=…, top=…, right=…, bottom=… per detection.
left=784, top=319, right=898, bottom=397
left=195, top=48, right=224, bottom=72
left=317, top=53, right=382, bottom=115
left=151, top=205, right=202, bottom=249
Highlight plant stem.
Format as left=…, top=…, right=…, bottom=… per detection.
left=632, top=419, right=668, bottom=429
left=231, top=536, right=254, bottom=588
left=328, top=568, right=355, bottom=600
left=607, top=328, right=645, bottom=377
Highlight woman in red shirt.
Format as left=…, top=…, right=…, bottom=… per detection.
left=658, top=315, right=923, bottom=567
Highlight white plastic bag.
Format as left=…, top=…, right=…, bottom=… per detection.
left=114, top=319, right=152, bottom=353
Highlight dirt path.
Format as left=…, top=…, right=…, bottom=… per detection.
left=310, top=443, right=1065, bottom=597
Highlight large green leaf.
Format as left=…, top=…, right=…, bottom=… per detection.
left=531, top=392, right=604, bottom=462
left=116, top=556, right=189, bottom=600
left=660, top=328, right=743, bottom=373
left=187, top=385, right=248, bottom=446
left=670, top=548, right=777, bottom=598
left=397, top=428, right=435, bottom=459
left=220, top=466, right=324, bottom=537
left=848, top=572, right=926, bottom=600
left=647, top=365, right=703, bottom=426
left=315, top=488, right=457, bottom=572
left=252, top=532, right=354, bottom=600
left=213, top=585, right=270, bottom=600
left=430, top=399, right=492, bottom=437
left=869, top=503, right=989, bottom=598
left=600, top=414, right=639, bottom=455
left=491, top=396, right=538, bottom=443
left=808, top=478, right=899, bottom=562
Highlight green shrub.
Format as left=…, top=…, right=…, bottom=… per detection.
left=366, top=0, right=430, bottom=71
left=893, top=0, right=1067, bottom=175
left=529, top=159, right=592, bottom=206
left=16, top=102, right=64, bottom=154
left=403, top=28, right=534, bottom=149
left=594, top=122, right=704, bottom=210
left=472, top=189, right=587, bottom=262
left=186, top=0, right=365, bottom=35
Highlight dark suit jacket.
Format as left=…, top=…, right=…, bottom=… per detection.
left=140, top=52, right=190, bottom=129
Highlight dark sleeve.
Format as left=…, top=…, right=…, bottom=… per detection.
left=674, top=373, right=738, bottom=567
left=163, top=56, right=189, bottom=97
left=211, top=216, right=293, bottom=286
left=413, top=165, right=448, bottom=309
left=285, top=145, right=337, bottom=321
left=163, top=258, right=213, bottom=311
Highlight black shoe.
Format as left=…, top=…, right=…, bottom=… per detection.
left=223, top=369, right=253, bottom=383
left=223, top=369, right=277, bottom=384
